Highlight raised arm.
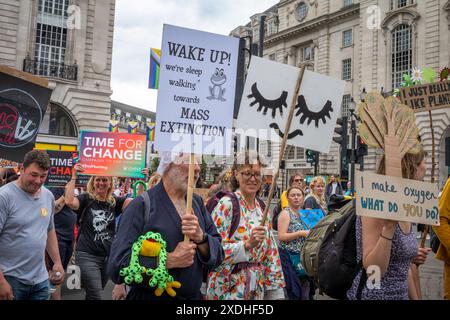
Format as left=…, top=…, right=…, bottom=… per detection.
left=65, top=163, right=84, bottom=210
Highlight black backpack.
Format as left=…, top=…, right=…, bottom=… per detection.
left=302, top=197, right=365, bottom=299
left=316, top=202, right=363, bottom=299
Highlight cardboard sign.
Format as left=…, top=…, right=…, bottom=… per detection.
left=155, top=24, right=239, bottom=156
left=0, top=66, right=52, bottom=162
left=399, top=80, right=450, bottom=113
left=356, top=170, right=440, bottom=226
left=78, top=131, right=147, bottom=178
left=236, top=56, right=345, bottom=153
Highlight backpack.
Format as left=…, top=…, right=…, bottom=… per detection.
left=205, top=190, right=266, bottom=238
left=301, top=198, right=363, bottom=300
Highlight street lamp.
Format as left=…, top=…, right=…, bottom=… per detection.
left=348, top=97, right=357, bottom=197
left=359, top=87, right=367, bottom=103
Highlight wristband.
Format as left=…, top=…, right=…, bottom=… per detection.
left=194, top=234, right=208, bottom=245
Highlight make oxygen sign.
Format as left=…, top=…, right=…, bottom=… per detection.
left=355, top=170, right=440, bottom=226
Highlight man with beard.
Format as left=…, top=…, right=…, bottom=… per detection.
left=0, top=150, right=64, bottom=300
left=108, top=153, right=223, bottom=300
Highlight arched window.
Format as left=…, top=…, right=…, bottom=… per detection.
left=39, top=102, right=77, bottom=137
left=391, top=24, right=412, bottom=89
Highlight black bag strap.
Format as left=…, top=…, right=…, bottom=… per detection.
left=140, top=191, right=151, bottom=231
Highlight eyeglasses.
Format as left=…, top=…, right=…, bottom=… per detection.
left=239, top=171, right=262, bottom=180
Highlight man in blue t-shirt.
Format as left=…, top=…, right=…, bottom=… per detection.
left=0, top=150, right=65, bottom=300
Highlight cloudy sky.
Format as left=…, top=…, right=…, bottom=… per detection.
left=110, top=0, right=277, bottom=112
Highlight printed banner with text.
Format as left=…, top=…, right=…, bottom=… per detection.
left=42, top=150, right=90, bottom=187
left=355, top=170, right=440, bottom=226
left=78, top=131, right=146, bottom=179
left=155, top=24, right=239, bottom=155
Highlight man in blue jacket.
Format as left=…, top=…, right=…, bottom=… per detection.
left=108, top=153, right=224, bottom=300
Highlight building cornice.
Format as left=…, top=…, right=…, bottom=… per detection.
left=381, top=8, right=420, bottom=30
left=264, top=4, right=359, bottom=45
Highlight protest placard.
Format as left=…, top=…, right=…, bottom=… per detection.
left=236, top=56, right=345, bottom=153
left=155, top=24, right=239, bottom=156
left=399, top=80, right=450, bottom=113
left=78, top=131, right=147, bottom=178
left=42, top=150, right=89, bottom=187
left=0, top=66, right=52, bottom=162
left=355, top=170, right=440, bottom=226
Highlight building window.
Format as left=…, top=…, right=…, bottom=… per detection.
left=34, top=0, right=69, bottom=77
left=39, top=0, right=69, bottom=17
left=267, top=140, right=272, bottom=157
left=38, top=103, right=77, bottom=137
left=343, top=0, right=353, bottom=6
left=296, top=147, right=304, bottom=160
left=285, top=146, right=295, bottom=160
left=342, top=58, right=352, bottom=80
left=390, top=0, right=413, bottom=10
left=295, top=2, right=308, bottom=22
left=269, top=53, right=276, bottom=61
left=299, top=45, right=314, bottom=62
left=341, top=94, right=351, bottom=117
left=391, top=24, right=412, bottom=89
left=266, top=19, right=278, bottom=36
left=342, top=29, right=352, bottom=47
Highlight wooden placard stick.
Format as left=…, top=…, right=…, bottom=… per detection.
left=184, top=153, right=196, bottom=243
left=260, top=66, right=306, bottom=226
left=420, top=110, right=435, bottom=248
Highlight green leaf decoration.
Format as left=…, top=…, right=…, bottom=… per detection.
left=422, top=67, right=437, bottom=83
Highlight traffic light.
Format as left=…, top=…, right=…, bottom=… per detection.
left=357, top=135, right=368, bottom=158
left=306, top=149, right=316, bottom=164
left=333, top=117, right=348, bottom=179
left=333, top=116, right=348, bottom=148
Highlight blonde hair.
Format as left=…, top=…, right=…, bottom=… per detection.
left=309, top=176, right=326, bottom=208
left=86, top=176, right=116, bottom=206
left=377, top=149, right=427, bottom=180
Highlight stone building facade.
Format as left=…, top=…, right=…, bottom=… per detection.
left=0, top=0, right=115, bottom=151
left=231, top=0, right=450, bottom=189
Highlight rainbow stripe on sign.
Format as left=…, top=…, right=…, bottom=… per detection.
left=149, top=48, right=161, bottom=89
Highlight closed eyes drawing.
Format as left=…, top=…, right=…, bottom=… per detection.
left=245, top=83, right=335, bottom=140
left=247, top=83, right=288, bottom=119
left=295, top=95, right=333, bottom=128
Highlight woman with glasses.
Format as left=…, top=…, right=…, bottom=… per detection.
left=206, top=151, right=285, bottom=300
left=65, top=164, right=133, bottom=300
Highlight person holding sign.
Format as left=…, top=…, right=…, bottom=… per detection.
left=347, top=150, right=429, bottom=300
left=278, top=186, right=310, bottom=300
left=206, top=151, right=285, bottom=300
left=64, top=164, right=133, bottom=300
left=108, top=153, right=224, bottom=300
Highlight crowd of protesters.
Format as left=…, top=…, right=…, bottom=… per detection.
left=0, top=148, right=449, bottom=301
